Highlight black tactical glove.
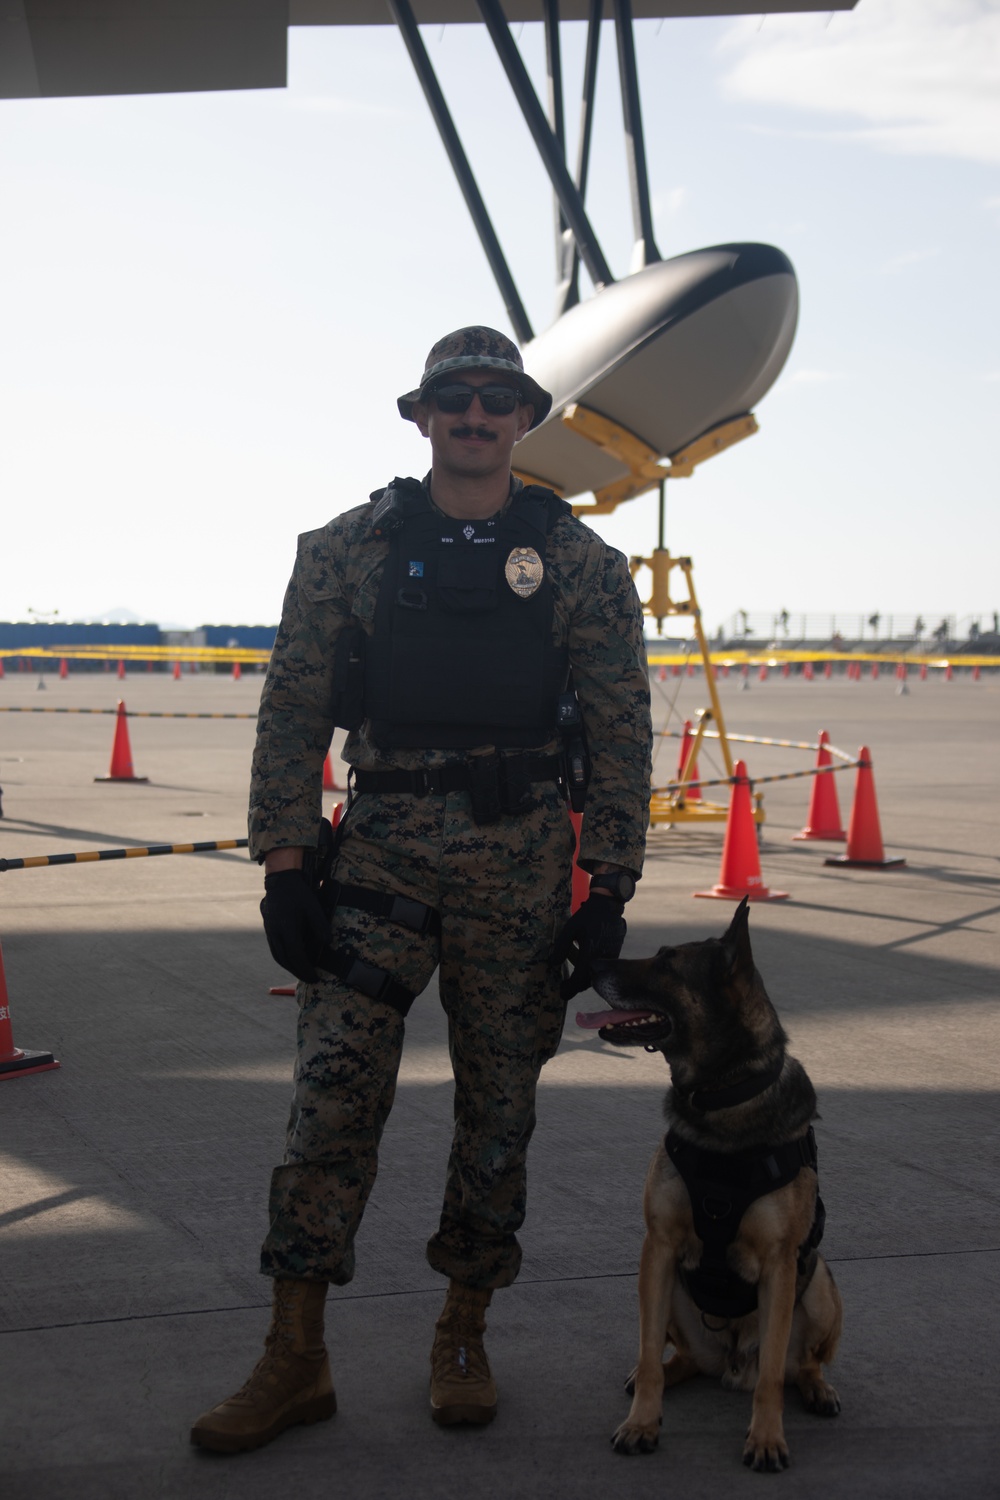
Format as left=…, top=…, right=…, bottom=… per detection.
left=260, top=868, right=330, bottom=983
left=553, top=894, right=627, bottom=1001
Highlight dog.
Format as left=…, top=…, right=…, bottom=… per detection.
left=579, top=897, right=842, bottom=1472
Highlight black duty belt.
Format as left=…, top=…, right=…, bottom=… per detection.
left=353, top=754, right=562, bottom=798
left=353, top=752, right=564, bottom=825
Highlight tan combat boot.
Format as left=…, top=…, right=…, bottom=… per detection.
left=190, top=1277, right=336, bottom=1453
left=429, top=1281, right=498, bottom=1426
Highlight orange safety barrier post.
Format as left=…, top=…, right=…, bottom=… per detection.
left=694, top=761, right=789, bottom=902
left=172, top=661, right=182, bottom=680
left=59, top=658, right=69, bottom=679
left=0, top=938, right=60, bottom=1080
left=232, top=661, right=242, bottom=681
left=677, top=718, right=702, bottom=803
left=824, top=746, right=904, bottom=869
left=94, top=700, right=149, bottom=784
left=793, top=730, right=846, bottom=842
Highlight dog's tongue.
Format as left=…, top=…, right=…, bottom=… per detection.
left=576, top=1009, right=653, bottom=1030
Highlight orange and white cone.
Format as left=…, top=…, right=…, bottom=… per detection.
left=323, top=752, right=345, bottom=793
left=695, top=761, right=788, bottom=901
left=0, top=939, right=60, bottom=1080
left=677, top=719, right=701, bottom=802
left=94, top=700, right=149, bottom=783
left=824, top=746, right=905, bottom=869
left=793, top=730, right=846, bottom=841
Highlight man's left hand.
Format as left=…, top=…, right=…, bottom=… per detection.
left=553, top=894, right=627, bottom=1000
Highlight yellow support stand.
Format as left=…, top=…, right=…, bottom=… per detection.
left=634, top=547, right=764, bottom=831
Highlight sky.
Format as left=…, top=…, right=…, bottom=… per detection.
left=0, top=0, right=997, bottom=638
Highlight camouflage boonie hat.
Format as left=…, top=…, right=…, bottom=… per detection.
left=398, top=325, right=552, bottom=431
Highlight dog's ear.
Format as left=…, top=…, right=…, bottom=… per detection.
left=721, top=896, right=753, bottom=977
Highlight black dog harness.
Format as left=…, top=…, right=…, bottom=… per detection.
left=665, top=1124, right=826, bottom=1320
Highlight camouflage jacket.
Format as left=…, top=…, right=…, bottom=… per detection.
left=249, top=478, right=652, bottom=875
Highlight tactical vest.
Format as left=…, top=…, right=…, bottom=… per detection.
left=364, top=481, right=570, bottom=750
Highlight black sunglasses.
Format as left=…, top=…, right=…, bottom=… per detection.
left=428, top=382, right=522, bottom=416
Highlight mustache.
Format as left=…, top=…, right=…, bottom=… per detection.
left=451, top=425, right=497, bottom=441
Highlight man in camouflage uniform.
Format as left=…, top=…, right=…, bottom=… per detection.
left=191, top=327, right=652, bottom=1453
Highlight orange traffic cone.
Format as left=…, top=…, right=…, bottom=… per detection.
left=657, top=664, right=667, bottom=683
left=695, top=761, right=789, bottom=901
left=94, top=700, right=148, bottom=783
left=972, top=665, right=981, bottom=682
left=758, top=663, right=768, bottom=682
left=0, top=658, right=5, bottom=678
left=793, top=730, right=846, bottom=841
left=920, top=663, right=928, bottom=681
left=117, top=660, right=126, bottom=680
left=0, top=939, right=60, bottom=1079
left=568, top=809, right=591, bottom=913
left=172, top=661, right=182, bottom=681
left=677, top=718, right=701, bottom=802
left=824, top=746, right=904, bottom=869
left=232, top=661, right=242, bottom=681
left=59, top=658, right=69, bottom=679
left=803, top=661, right=814, bottom=681
left=824, top=661, right=833, bottom=680
left=870, top=662, right=879, bottom=680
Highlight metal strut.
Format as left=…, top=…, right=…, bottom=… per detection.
left=613, top=0, right=661, bottom=271
left=476, top=0, right=614, bottom=292
left=387, top=0, right=533, bottom=344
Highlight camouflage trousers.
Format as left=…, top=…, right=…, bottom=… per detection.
left=260, top=783, right=575, bottom=1290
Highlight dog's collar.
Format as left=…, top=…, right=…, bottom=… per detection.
left=687, top=1055, right=785, bottom=1113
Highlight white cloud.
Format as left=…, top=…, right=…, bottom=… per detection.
left=720, top=0, right=1000, bottom=165
left=879, top=246, right=941, bottom=272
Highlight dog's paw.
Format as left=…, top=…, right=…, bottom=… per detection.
left=743, top=1426, right=790, bottom=1473
left=611, top=1417, right=661, bottom=1455
left=800, top=1378, right=841, bottom=1417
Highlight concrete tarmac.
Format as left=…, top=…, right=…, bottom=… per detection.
left=1, top=666, right=998, bottom=1498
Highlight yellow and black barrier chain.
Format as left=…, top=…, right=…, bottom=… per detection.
left=0, top=707, right=256, bottom=719
left=0, top=838, right=248, bottom=873
left=655, top=727, right=855, bottom=762
left=651, top=760, right=857, bottom=798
